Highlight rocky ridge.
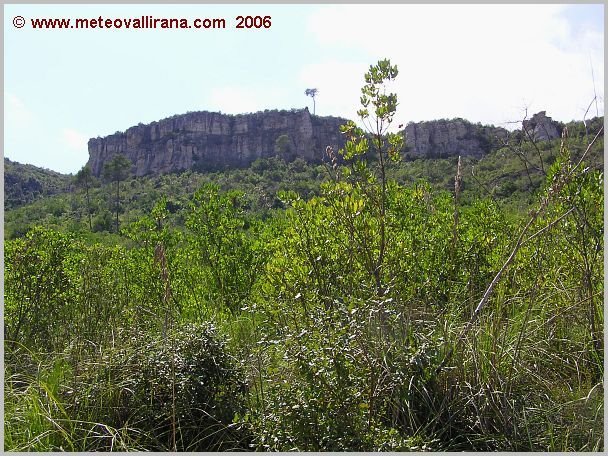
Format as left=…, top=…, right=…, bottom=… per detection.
left=88, top=108, right=345, bottom=177
left=87, top=109, right=564, bottom=177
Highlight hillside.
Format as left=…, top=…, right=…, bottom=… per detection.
left=4, top=112, right=601, bottom=230
left=4, top=158, right=72, bottom=210
left=4, top=116, right=602, bottom=240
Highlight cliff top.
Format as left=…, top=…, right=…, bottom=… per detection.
left=92, top=107, right=349, bottom=140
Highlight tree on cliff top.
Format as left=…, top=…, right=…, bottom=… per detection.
left=305, top=88, right=319, bottom=115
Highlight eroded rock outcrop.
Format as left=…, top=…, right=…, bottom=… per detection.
left=88, top=108, right=346, bottom=177
left=88, top=109, right=564, bottom=177
left=403, top=119, right=509, bottom=159
left=522, top=111, right=562, bottom=141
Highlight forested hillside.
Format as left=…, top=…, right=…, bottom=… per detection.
left=5, top=119, right=602, bottom=240
left=4, top=158, right=72, bottom=210
left=4, top=60, right=604, bottom=451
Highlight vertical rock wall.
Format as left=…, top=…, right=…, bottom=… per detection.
left=87, top=108, right=346, bottom=177
left=88, top=109, right=562, bottom=177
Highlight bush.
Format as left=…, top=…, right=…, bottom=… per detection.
left=69, top=323, right=250, bottom=451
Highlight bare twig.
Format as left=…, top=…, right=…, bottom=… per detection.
left=568, top=126, right=603, bottom=177
left=521, top=206, right=575, bottom=246
left=470, top=164, right=499, bottom=205
left=522, top=119, right=546, bottom=176
left=590, top=58, right=599, bottom=118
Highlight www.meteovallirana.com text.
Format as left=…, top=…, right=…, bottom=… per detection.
left=28, top=15, right=272, bottom=29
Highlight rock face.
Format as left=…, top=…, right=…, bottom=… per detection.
left=88, top=109, right=561, bottom=177
left=522, top=111, right=562, bottom=141
left=88, top=108, right=346, bottom=177
left=403, top=119, right=508, bottom=159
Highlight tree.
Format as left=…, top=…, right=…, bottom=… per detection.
left=274, top=134, right=292, bottom=157
left=103, top=154, right=131, bottom=233
left=338, top=58, right=403, bottom=296
left=305, top=88, right=319, bottom=115
left=74, top=165, right=93, bottom=230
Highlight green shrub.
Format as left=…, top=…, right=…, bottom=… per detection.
left=69, top=323, right=250, bottom=451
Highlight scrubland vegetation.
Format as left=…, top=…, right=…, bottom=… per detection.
left=4, top=60, right=603, bottom=451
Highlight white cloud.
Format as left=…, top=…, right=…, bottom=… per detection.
left=305, top=5, right=604, bottom=127
left=4, top=101, right=90, bottom=173
left=5, top=92, right=34, bottom=130
left=62, top=128, right=89, bottom=151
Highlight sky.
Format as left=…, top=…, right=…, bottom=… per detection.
left=4, top=3, right=604, bottom=174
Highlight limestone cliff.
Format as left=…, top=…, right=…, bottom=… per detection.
left=87, top=109, right=563, bottom=177
left=88, top=108, right=346, bottom=177
left=403, top=119, right=509, bottom=159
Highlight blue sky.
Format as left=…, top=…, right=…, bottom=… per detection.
left=4, top=4, right=604, bottom=174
